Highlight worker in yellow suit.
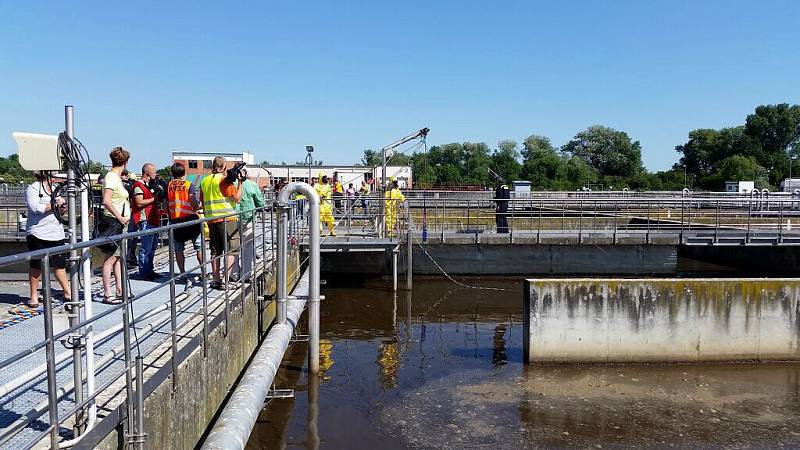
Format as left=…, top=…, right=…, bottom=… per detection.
left=315, top=174, right=336, bottom=236
left=384, top=179, right=406, bottom=237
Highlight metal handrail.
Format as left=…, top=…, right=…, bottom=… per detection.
left=0, top=197, right=295, bottom=449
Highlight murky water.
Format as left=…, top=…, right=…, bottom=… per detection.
left=247, top=278, right=800, bottom=449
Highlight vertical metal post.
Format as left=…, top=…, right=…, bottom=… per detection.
left=168, top=229, right=178, bottom=387
left=306, top=192, right=321, bottom=374
left=406, top=225, right=413, bottom=290
left=65, top=105, right=85, bottom=431
left=200, top=226, right=209, bottom=357
left=237, top=219, right=245, bottom=314
left=276, top=203, right=288, bottom=324
left=80, top=154, right=96, bottom=429
left=223, top=222, right=230, bottom=332
left=714, top=200, right=720, bottom=244
left=120, top=238, right=136, bottom=443
left=307, top=373, right=320, bottom=450
left=42, top=257, right=60, bottom=448
left=392, top=249, right=398, bottom=292
left=680, top=199, right=685, bottom=244
left=134, top=355, right=145, bottom=449
left=537, top=200, right=542, bottom=243
left=779, top=200, right=784, bottom=243
left=578, top=200, right=583, bottom=244
left=613, top=201, right=618, bottom=244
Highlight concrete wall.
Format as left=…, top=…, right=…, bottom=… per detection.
left=412, top=244, right=678, bottom=276
left=524, top=278, right=800, bottom=363
left=90, top=247, right=301, bottom=450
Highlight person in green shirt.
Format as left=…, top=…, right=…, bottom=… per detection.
left=235, top=168, right=265, bottom=282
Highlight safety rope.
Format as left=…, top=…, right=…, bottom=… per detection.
left=412, top=234, right=512, bottom=292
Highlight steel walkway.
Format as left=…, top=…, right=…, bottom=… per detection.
left=0, top=228, right=275, bottom=449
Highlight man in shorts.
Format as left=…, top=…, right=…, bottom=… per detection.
left=166, top=162, right=204, bottom=279
left=200, top=157, right=243, bottom=289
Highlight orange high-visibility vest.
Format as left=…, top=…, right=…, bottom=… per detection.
left=167, top=179, right=197, bottom=219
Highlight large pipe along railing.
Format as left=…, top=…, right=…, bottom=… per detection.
left=202, top=181, right=320, bottom=450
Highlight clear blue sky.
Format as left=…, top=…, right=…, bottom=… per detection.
left=1, top=1, right=798, bottom=172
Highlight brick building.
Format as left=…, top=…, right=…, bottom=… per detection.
left=171, top=151, right=270, bottom=188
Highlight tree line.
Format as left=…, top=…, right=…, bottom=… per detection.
left=362, top=103, right=800, bottom=191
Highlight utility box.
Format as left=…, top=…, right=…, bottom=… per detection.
left=725, top=181, right=754, bottom=193
left=13, top=132, right=63, bottom=171
left=512, top=180, right=531, bottom=192
left=781, top=178, right=800, bottom=192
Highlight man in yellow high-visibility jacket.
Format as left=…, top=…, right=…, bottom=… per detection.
left=384, top=179, right=406, bottom=237
left=315, top=175, right=336, bottom=236
left=200, top=156, right=243, bottom=289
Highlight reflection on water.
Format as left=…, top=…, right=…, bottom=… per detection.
left=247, top=278, right=800, bottom=449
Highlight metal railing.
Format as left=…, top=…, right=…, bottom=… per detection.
left=0, top=196, right=309, bottom=449
left=406, top=195, right=800, bottom=245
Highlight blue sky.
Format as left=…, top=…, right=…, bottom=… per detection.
left=1, top=1, right=798, bottom=172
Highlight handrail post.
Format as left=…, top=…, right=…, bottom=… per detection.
left=578, top=200, right=583, bottom=244
left=120, top=238, right=136, bottom=446
left=275, top=201, right=288, bottom=325
left=134, top=355, right=146, bottom=449
left=392, top=248, right=398, bottom=292
left=406, top=224, right=413, bottom=291
left=42, top=256, right=60, bottom=448
left=199, top=227, right=209, bottom=357
left=168, top=229, right=178, bottom=388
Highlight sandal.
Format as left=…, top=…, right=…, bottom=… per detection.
left=102, top=295, right=124, bottom=305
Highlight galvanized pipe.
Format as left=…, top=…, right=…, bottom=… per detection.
left=201, top=287, right=308, bottom=450
left=41, top=257, right=59, bottom=448
left=65, top=105, right=85, bottom=433
left=278, top=182, right=321, bottom=373
left=275, top=202, right=288, bottom=324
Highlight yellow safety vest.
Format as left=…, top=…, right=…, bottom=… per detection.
left=201, top=173, right=236, bottom=220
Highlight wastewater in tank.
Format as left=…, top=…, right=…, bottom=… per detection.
left=247, top=278, right=800, bottom=449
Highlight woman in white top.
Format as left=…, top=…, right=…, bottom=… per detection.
left=98, top=147, right=131, bottom=304
left=23, top=172, right=72, bottom=308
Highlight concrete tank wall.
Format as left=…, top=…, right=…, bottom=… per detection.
left=524, top=278, right=800, bottom=363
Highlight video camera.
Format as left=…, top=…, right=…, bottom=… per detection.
left=225, top=161, right=248, bottom=183
left=148, top=177, right=168, bottom=201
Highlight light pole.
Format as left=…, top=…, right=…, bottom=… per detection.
left=305, top=145, right=314, bottom=183
left=790, top=155, right=797, bottom=191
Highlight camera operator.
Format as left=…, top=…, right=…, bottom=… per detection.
left=23, top=171, right=71, bottom=308
left=200, top=157, right=244, bottom=289
left=131, top=163, right=163, bottom=280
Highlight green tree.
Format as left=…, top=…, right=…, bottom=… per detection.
left=361, top=149, right=381, bottom=166
left=521, top=135, right=556, bottom=160
left=703, top=155, right=769, bottom=190
left=157, top=165, right=171, bottom=179
left=562, top=126, right=645, bottom=178
left=490, top=140, right=521, bottom=184
left=0, top=154, right=33, bottom=184
left=744, top=103, right=800, bottom=185
left=461, top=142, right=491, bottom=185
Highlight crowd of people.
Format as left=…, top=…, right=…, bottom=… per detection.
left=22, top=151, right=411, bottom=307
left=22, top=149, right=265, bottom=308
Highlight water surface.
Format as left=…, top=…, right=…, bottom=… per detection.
left=248, top=277, right=800, bottom=449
